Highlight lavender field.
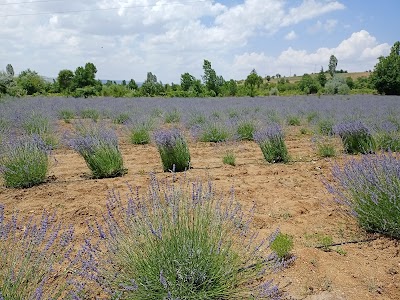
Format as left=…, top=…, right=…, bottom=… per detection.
left=0, top=95, right=399, bottom=299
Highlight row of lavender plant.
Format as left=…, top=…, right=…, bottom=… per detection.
left=1, top=96, right=400, bottom=135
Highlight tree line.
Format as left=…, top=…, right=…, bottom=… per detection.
left=0, top=41, right=399, bottom=98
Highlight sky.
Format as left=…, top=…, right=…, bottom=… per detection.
left=0, top=0, right=399, bottom=83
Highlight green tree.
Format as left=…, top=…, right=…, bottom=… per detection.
left=202, top=60, right=224, bottom=96
left=245, top=69, right=263, bottom=97
left=0, top=71, right=14, bottom=94
left=6, top=64, right=14, bottom=77
left=180, top=72, right=196, bottom=92
left=328, top=55, right=338, bottom=77
left=371, top=41, right=400, bottom=95
left=299, top=74, right=320, bottom=94
left=128, top=79, right=138, bottom=90
left=141, top=72, right=164, bottom=96
left=57, top=69, right=74, bottom=92
left=317, top=67, right=327, bottom=87
left=346, top=76, right=355, bottom=90
left=222, top=79, right=238, bottom=96
left=17, top=69, right=46, bottom=95
left=72, top=62, right=98, bottom=89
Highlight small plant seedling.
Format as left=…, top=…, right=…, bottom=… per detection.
left=270, top=233, right=294, bottom=259
left=335, top=247, right=347, bottom=256
left=222, top=151, right=236, bottom=166
left=300, top=127, right=308, bottom=135
left=318, top=234, right=333, bottom=252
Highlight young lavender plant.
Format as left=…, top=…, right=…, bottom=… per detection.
left=237, top=120, right=256, bottom=141
left=22, top=112, right=58, bottom=149
left=334, top=120, right=375, bottom=154
left=75, top=175, right=285, bottom=299
left=154, top=128, right=190, bottom=172
left=325, top=152, right=400, bottom=239
left=254, top=124, right=289, bottom=163
left=0, top=205, right=75, bottom=299
left=129, top=119, right=153, bottom=145
left=199, top=121, right=231, bottom=143
left=69, top=126, right=126, bottom=179
left=0, top=134, right=49, bottom=188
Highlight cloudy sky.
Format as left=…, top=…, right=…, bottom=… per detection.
left=0, top=0, right=398, bottom=82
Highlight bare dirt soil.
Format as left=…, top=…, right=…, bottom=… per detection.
left=1, top=124, right=399, bottom=300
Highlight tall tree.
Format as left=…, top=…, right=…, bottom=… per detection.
left=245, top=69, right=263, bottom=97
left=202, top=60, right=223, bottom=96
left=328, top=55, right=338, bottom=77
left=17, top=69, right=46, bottom=95
left=57, top=69, right=74, bottom=91
left=317, top=67, right=327, bottom=87
left=6, top=64, right=14, bottom=77
left=72, top=62, right=98, bottom=89
left=371, top=41, right=400, bottom=95
left=141, top=72, right=163, bottom=96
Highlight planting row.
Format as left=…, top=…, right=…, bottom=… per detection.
left=2, top=118, right=397, bottom=189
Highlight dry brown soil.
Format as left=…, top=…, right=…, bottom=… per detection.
left=1, top=123, right=399, bottom=300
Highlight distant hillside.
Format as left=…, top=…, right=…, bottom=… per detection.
left=266, top=71, right=372, bottom=84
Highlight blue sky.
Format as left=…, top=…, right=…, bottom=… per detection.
left=0, top=0, right=398, bottom=82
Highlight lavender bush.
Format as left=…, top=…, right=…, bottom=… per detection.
left=237, top=120, right=256, bottom=141
left=326, top=152, right=400, bottom=239
left=129, top=119, right=153, bottom=145
left=375, top=121, right=400, bottom=152
left=69, top=126, right=126, bottom=178
left=22, top=112, right=58, bottom=149
left=334, top=120, right=375, bottom=154
left=198, top=121, right=232, bottom=143
left=76, top=175, right=284, bottom=299
left=0, top=205, right=75, bottom=299
left=0, top=134, right=49, bottom=188
left=254, top=124, right=289, bottom=163
left=154, top=128, right=190, bottom=172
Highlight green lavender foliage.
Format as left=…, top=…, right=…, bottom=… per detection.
left=0, top=135, right=49, bottom=188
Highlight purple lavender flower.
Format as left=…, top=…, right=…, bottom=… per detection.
left=0, top=205, right=76, bottom=299
left=254, top=124, right=289, bottom=163
left=68, top=125, right=126, bottom=178
left=153, top=128, right=190, bottom=172
left=326, top=152, right=400, bottom=238
left=333, top=120, right=375, bottom=154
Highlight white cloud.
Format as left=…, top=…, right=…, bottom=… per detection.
left=0, top=0, right=364, bottom=82
left=309, top=19, right=339, bottom=33
left=284, top=30, right=298, bottom=41
left=233, top=30, right=390, bottom=78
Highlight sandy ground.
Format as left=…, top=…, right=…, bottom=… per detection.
left=0, top=124, right=399, bottom=300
